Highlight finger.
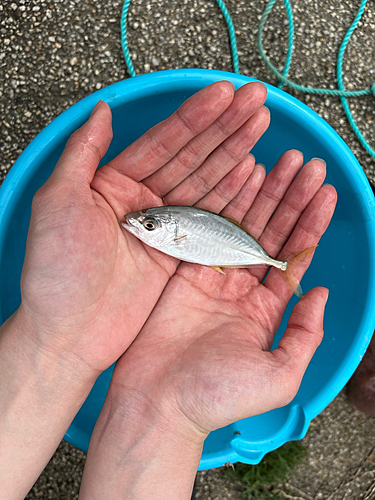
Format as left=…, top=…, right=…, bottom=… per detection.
left=273, top=287, right=328, bottom=401
left=143, top=82, right=267, bottom=197
left=241, top=150, right=304, bottom=239
left=164, top=106, right=270, bottom=206
left=106, top=81, right=235, bottom=181
left=49, top=100, right=113, bottom=186
left=264, top=184, right=337, bottom=304
left=220, top=163, right=266, bottom=222
left=259, top=159, right=326, bottom=250
left=250, top=159, right=327, bottom=283
left=91, top=165, right=161, bottom=217
left=193, top=154, right=255, bottom=212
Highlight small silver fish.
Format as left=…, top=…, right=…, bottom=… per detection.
left=121, top=206, right=288, bottom=272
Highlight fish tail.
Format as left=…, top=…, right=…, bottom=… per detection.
left=283, top=245, right=318, bottom=298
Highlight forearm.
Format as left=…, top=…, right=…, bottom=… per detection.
left=0, top=308, right=96, bottom=500
left=80, top=387, right=205, bottom=500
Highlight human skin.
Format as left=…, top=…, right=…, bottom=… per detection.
left=80, top=152, right=337, bottom=499
left=0, top=81, right=271, bottom=499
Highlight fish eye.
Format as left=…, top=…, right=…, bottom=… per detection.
left=143, top=217, right=159, bottom=231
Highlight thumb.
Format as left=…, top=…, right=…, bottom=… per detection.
left=275, top=287, right=329, bottom=390
left=49, top=100, right=113, bottom=185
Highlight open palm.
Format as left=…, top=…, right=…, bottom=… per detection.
left=107, top=151, right=337, bottom=432
left=20, top=81, right=270, bottom=374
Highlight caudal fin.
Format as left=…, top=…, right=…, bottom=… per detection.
left=284, top=245, right=318, bottom=298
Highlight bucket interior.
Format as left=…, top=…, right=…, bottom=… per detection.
left=1, top=71, right=374, bottom=468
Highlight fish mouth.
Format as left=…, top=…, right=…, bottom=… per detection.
left=122, top=217, right=139, bottom=229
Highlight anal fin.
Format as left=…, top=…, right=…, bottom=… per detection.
left=210, top=266, right=225, bottom=274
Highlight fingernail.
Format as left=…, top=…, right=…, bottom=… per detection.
left=311, top=157, right=327, bottom=166
left=258, top=81, right=268, bottom=94
left=90, top=100, right=104, bottom=117
left=220, top=81, right=235, bottom=99
left=263, top=105, right=271, bottom=115
left=224, top=80, right=236, bottom=90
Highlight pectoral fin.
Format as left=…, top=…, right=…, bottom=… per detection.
left=174, top=234, right=187, bottom=244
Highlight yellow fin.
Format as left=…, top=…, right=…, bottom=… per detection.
left=284, top=245, right=318, bottom=298
left=224, top=216, right=258, bottom=241
left=210, top=266, right=225, bottom=274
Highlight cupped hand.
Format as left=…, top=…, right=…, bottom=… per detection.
left=18, top=81, right=269, bottom=375
left=107, top=151, right=337, bottom=434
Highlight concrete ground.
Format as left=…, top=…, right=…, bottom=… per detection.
left=1, top=0, right=374, bottom=498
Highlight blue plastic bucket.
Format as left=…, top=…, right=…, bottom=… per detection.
left=1, top=69, right=375, bottom=469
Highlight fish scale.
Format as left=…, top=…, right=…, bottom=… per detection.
left=178, top=223, right=250, bottom=264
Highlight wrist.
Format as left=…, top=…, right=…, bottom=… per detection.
left=80, top=383, right=207, bottom=500
left=0, top=309, right=97, bottom=499
left=98, top=381, right=208, bottom=449
left=11, top=303, right=100, bottom=385
left=0, top=305, right=97, bottom=418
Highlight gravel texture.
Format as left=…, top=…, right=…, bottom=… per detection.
left=1, top=0, right=375, bottom=498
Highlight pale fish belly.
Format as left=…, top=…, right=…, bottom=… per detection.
left=154, top=215, right=273, bottom=267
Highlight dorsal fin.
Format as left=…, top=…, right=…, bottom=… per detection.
left=223, top=216, right=259, bottom=242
